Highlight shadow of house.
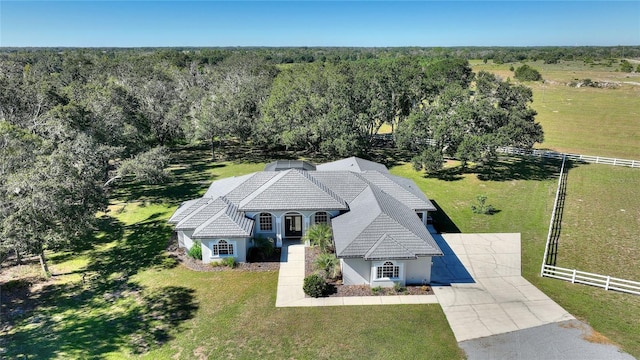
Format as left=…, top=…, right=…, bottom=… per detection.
left=430, top=200, right=461, bottom=234
left=430, top=233, right=475, bottom=285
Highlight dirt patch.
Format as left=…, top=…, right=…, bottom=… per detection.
left=304, top=246, right=434, bottom=297
left=560, top=320, right=616, bottom=345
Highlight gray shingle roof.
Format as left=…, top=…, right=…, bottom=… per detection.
left=333, top=186, right=442, bottom=260
left=169, top=157, right=441, bottom=258
left=239, top=169, right=348, bottom=211
left=203, top=173, right=254, bottom=199
left=315, top=156, right=389, bottom=173
left=308, top=171, right=369, bottom=203
left=175, top=197, right=228, bottom=231
left=192, top=200, right=253, bottom=238
left=358, top=171, right=436, bottom=211
left=224, top=172, right=279, bottom=205
left=168, top=198, right=208, bottom=224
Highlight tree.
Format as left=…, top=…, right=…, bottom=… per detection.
left=620, top=60, right=634, bottom=73
left=514, top=65, right=543, bottom=81
left=397, top=71, right=543, bottom=172
left=193, top=55, right=277, bottom=159
left=2, top=134, right=107, bottom=274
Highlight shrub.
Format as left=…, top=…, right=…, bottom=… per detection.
left=221, top=256, right=236, bottom=268
left=371, top=286, right=383, bottom=295
left=303, top=274, right=327, bottom=298
left=394, top=282, right=407, bottom=294
left=250, top=235, right=275, bottom=260
left=187, top=242, right=202, bottom=260
left=303, top=224, right=334, bottom=253
left=514, top=64, right=542, bottom=81
left=471, top=195, right=497, bottom=215
left=314, top=252, right=341, bottom=279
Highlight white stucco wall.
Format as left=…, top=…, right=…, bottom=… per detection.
left=405, top=256, right=432, bottom=285
left=341, top=258, right=371, bottom=285
left=179, top=230, right=194, bottom=250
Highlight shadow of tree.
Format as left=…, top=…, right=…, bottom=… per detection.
left=0, top=213, right=198, bottom=358
left=425, top=156, right=571, bottom=182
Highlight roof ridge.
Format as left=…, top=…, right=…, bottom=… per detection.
left=298, top=169, right=348, bottom=208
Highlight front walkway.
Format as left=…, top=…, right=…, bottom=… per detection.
left=274, top=241, right=438, bottom=307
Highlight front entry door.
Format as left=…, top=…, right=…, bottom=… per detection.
left=284, top=215, right=303, bottom=238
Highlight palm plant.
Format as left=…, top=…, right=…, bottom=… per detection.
left=302, top=223, right=334, bottom=253
left=314, top=252, right=341, bottom=280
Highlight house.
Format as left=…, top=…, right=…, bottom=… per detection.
left=168, top=157, right=443, bottom=287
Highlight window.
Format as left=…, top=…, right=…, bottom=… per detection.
left=259, top=213, right=273, bottom=231
left=212, top=240, right=234, bottom=256
left=313, top=212, right=328, bottom=225
left=376, top=261, right=400, bottom=279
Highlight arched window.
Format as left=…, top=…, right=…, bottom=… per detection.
left=376, top=261, right=400, bottom=279
left=212, top=240, right=234, bottom=256
left=313, top=212, right=328, bottom=225
left=259, top=213, right=273, bottom=231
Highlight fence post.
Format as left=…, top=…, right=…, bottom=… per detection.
left=613, top=159, right=617, bottom=166
left=605, top=276, right=611, bottom=291
left=571, top=269, right=577, bottom=283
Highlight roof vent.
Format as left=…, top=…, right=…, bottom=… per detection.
left=264, top=160, right=316, bottom=171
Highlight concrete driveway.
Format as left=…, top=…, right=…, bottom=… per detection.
left=432, top=233, right=634, bottom=359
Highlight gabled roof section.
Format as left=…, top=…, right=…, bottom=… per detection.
left=333, top=186, right=442, bottom=260
left=316, top=156, right=389, bottom=173
left=239, top=169, right=348, bottom=211
left=358, top=171, right=436, bottom=211
left=365, top=234, right=416, bottom=260
left=192, top=200, right=254, bottom=238
left=175, top=197, right=228, bottom=231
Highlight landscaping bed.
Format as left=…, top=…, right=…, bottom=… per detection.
left=167, top=239, right=280, bottom=273
left=304, top=246, right=434, bottom=297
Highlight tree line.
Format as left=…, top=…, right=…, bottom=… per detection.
left=0, top=48, right=550, bottom=271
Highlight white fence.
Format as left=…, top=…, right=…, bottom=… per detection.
left=497, top=146, right=640, bottom=168
left=540, top=155, right=566, bottom=275
left=542, top=264, right=640, bottom=296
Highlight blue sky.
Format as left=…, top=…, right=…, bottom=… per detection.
left=1, top=1, right=638, bottom=47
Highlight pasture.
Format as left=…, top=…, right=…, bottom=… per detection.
left=471, top=60, right=640, bottom=159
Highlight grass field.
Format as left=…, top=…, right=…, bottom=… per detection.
left=559, top=163, right=640, bottom=280
left=470, top=60, right=640, bottom=159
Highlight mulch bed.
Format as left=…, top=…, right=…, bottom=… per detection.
left=167, top=239, right=280, bottom=273
left=304, top=246, right=434, bottom=297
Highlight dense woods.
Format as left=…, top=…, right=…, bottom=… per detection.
left=1, top=46, right=635, bottom=270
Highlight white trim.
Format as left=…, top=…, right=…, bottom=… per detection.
left=209, top=239, right=237, bottom=258
left=373, top=260, right=403, bottom=281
